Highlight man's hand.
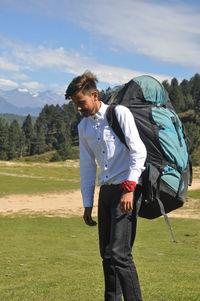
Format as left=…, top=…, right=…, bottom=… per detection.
left=83, top=207, right=97, bottom=226
left=120, top=191, right=134, bottom=213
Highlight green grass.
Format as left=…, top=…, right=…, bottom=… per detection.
left=15, top=151, right=57, bottom=163
left=0, top=162, right=80, bottom=196
left=14, top=147, right=80, bottom=163
left=187, top=190, right=200, bottom=200
left=0, top=216, right=199, bottom=301
left=0, top=161, right=199, bottom=299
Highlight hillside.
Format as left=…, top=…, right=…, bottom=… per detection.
left=0, top=113, right=37, bottom=126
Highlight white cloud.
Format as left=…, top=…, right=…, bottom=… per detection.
left=72, top=0, right=200, bottom=68
left=14, top=44, right=174, bottom=84
left=2, top=0, right=200, bottom=68
left=12, top=73, right=30, bottom=80
left=0, top=78, right=19, bottom=88
left=0, top=38, right=174, bottom=88
left=91, top=64, right=174, bottom=86
left=0, top=57, right=19, bottom=71
left=22, top=81, right=44, bottom=90
left=13, top=46, right=78, bottom=69
left=50, top=83, right=59, bottom=88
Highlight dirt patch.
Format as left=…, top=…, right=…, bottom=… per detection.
left=168, top=198, right=200, bottom=219
left=0, top=188, right=100, bottom=218
left=0, top=185, right=199, bottom=219
left=189, top=179, right=200, bottom=191
left=0, top=160, right=199, bottom=218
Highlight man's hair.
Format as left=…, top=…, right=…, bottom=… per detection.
left=65, top=71, right=98, bottom=99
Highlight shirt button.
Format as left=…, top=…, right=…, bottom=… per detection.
left=105, top=164, right=107, bottom=167
left=103, top=151, right=105, bottom=154
left=98, top=138, right=100, bottom=141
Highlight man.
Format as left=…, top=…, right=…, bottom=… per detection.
left=65, top=71, right=147, bottom=301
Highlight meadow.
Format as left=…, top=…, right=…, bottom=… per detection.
left=0, top=216, right=199, bottom=301
left=0, top=161, right=200, bottom=300
left=0, top=160, right=80, bottom=197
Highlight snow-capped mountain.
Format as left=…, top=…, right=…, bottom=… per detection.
left=0, top=95, right=42, bottom=116
left=0, top=88, right=66, bottom=108
left=0, top=88, right=67, bottom=116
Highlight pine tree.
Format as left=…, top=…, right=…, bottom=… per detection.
left=190, top=74, right=200, bottom=107
left=22, top=114, right=34, bottom=155
left=169, top=78, right=185, bottom=112
left=0, top=118, right=9, bottom=160
left=30, top=124, right=46, bottom=155
left=8, top=120, right=22, bottom=159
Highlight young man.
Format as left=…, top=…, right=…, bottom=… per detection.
left=65, top=71, right=147, bottom=301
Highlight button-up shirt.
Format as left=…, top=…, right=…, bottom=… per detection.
left=78, top=101, right=147, bottom=207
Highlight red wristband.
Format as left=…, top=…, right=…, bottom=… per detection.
left=120, top=181, right=137, bottom=192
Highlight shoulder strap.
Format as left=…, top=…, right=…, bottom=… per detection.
left=156, top=174, right=177, bottom=243
left=106, top=104, right=129, bottom=150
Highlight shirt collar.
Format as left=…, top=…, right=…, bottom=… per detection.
left=90, top=102, right=108, bottom=121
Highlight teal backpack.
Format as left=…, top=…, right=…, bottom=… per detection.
left=103, top=75, right=192, bottom=242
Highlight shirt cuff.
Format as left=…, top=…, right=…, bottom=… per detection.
left=120, top=181, right=137, bottom=192
left=83, top=198, right=94, bottom=208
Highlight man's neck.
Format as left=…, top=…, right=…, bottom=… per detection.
left=92, top=100, right=101, bottom=115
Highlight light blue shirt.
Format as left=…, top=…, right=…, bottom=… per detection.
left=78, top=102, right=147, bottom=207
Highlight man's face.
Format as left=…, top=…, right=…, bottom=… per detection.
left=72, top=90, right=99, bottom=117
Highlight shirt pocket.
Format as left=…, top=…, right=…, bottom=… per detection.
left=104, top=128, right=116, bottom=141
left=104, top=127, right=120, bottom=159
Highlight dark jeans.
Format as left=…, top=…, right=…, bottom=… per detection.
left=98, top=184, right=142, bottom=301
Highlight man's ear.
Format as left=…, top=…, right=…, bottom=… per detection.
left=92, top=90, right=98, bottom=101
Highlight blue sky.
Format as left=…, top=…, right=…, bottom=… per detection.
left=0, top=0, right=200, bottom=94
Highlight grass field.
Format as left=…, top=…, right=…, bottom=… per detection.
left=0, top=161, right=199, bottom=197
left=0, top=161, right=81, bottom=197
left=0, top=216, right=199, bottom=301
left=0, top=161, right=199, bottom=300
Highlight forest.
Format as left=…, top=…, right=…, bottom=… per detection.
left=0, top=73, right=199, bottom=164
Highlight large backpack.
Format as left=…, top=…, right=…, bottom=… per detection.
left=102, top=75, right=192, bottom=242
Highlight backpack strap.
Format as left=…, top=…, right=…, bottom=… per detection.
left=106, top=104, right=129, bottom=150
left=188, top=156, right=193, bottom=186
left=156, top=173, right=177, bottom=243
left=181, top=123, right=193, bottom=186
left=171, top=116, right=183, bottom=147
left=157, top=197, right=177, bottom=243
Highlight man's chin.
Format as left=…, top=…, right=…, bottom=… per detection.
left=81, top=111, right=90, bottom=117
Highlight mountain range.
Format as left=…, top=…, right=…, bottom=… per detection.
left=0, top=89, right=66, bottom=116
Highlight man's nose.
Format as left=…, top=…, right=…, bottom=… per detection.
left=76, top=106, right=82, bottom=111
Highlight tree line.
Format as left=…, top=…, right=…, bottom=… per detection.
left=0, top=102, right=81, bottom=161
left=162, top=73, right=200, bottom=165
left=0, top=73, right=199, bottom=164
